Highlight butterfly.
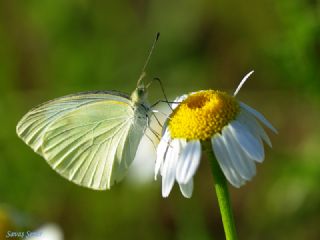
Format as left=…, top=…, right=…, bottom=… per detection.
left=16, top=33, right=161, bottom=190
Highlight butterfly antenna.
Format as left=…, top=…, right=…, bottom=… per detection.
left=137, top=32, right=160, bottom=87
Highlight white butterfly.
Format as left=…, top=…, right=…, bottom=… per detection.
left=16, top=34, right=161, bottom=190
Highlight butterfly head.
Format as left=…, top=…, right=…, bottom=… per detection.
left=131, top=85, right=148, bottom=105
left=131, top=71, right=149, bottom=105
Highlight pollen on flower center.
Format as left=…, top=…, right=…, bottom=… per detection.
left=168, top=90, right=240, bottom=141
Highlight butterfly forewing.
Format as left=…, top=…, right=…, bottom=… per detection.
left=16, top=91, right=131, bottom=155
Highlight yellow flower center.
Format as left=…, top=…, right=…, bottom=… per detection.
left=168, top=90, right=240, bottom=141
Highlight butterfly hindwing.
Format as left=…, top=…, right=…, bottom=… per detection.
left=113, top=108, right=148, bottom=182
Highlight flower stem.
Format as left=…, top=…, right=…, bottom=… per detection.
left=202, top=141, right=238, bottom=240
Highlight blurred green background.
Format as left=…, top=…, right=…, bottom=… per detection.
left=1, top=0, right=320, bottom=239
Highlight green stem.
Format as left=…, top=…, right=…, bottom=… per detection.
left=202, top=141, right=238, bottom=240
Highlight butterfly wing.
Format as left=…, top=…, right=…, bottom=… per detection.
left=16, top=91, right=148, bottom=190
left=16, top=91, right=130, bottom=155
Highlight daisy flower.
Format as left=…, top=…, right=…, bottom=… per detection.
left=155, top=71, right=277, bottom=198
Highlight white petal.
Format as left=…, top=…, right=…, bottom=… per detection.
left=233, top=70, right=254, bottom=96
left=155, top=130, right=171, bottom=180
left=229, top=120, right=264, bottom=162
left=176, top=140, right=201, bottom=184
left=179, top=179, right=194, bottom=198
left=161, top=139, right=181, bottom=198
left=212, top=135, right=245, bottom=187
left=232, top=116, right=266, bottom=163
left=240, top=102, right=278, bottom=134
left=222, top=127, right=256, bottom=180
left=237, top=146, right=257, bottom=177
left=238, top=110, right=272, bottom=147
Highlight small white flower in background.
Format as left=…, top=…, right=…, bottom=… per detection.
left=155, top=71, right=277, bottom=198
left=26, top=223, right=63, bottom=240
